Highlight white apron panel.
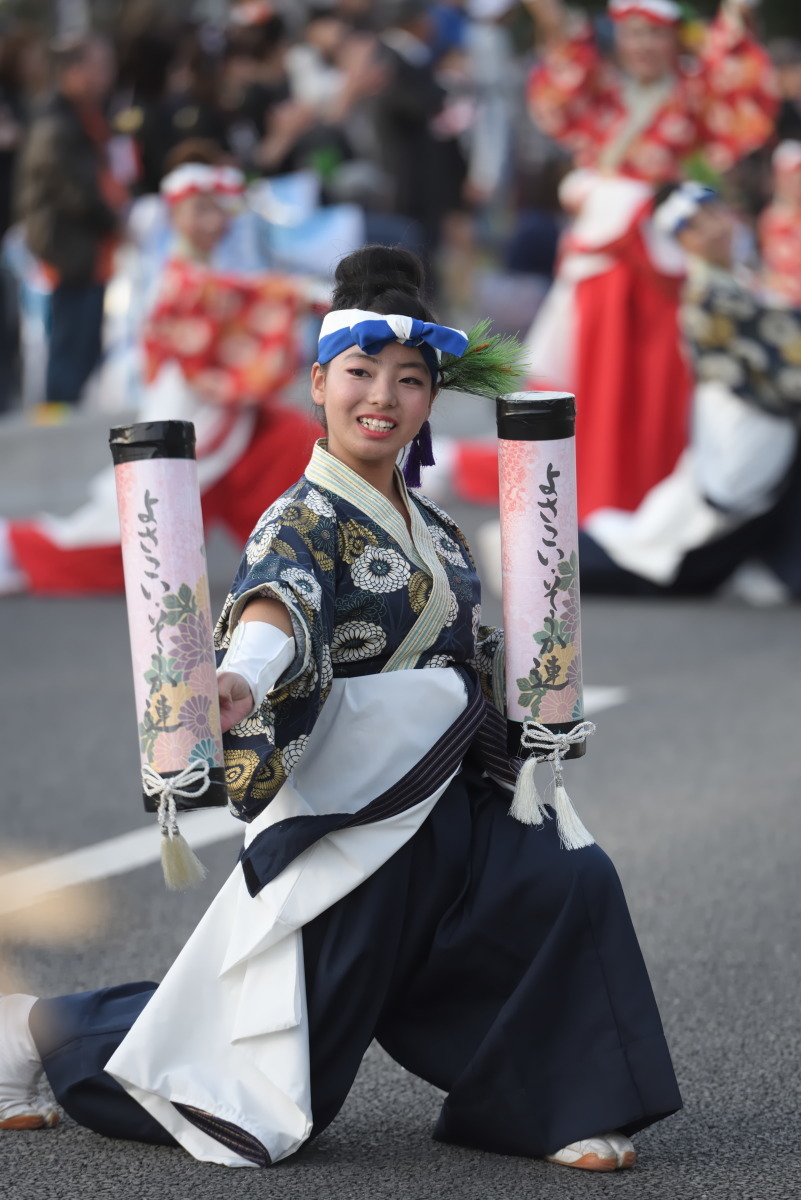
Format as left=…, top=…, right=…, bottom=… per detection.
left=223, top=769, right=458, bottom=980
left=107, top=669, right=470, bottom=1167
left=106, top=786, right=454, bottom=1166
left=108, top=878, right=312, bottom=1167
left=225, top=668, right=468, bottom=970
left=252, top=667, right=468, bottom=826
left=586, top=381, right=798, bottom=585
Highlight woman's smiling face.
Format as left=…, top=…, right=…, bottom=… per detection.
left=310, top=340, right=436, bottom=477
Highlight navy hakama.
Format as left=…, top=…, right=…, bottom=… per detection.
left=31, top=763, right=680, bottom=1163
left=29, top=445, right=681, bottom=1164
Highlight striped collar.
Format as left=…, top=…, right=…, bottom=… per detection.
left=305, top=441, right=453, bottom=669
left=305, top=440, right=427, bottom=569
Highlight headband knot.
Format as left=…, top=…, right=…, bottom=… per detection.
left=317, top=308, right=469, bottom=377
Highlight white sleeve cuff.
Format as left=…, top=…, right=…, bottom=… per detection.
left=218, top=620, right=295, bottom=714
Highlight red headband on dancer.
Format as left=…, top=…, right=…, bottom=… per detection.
left=160, top=164, right=246, bottom=207
left=608, top=0, right=681, bottom=24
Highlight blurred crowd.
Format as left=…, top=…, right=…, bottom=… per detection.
left=0, top=0, right=564, bottom=416
left=1, top=0, right=801, bottom=604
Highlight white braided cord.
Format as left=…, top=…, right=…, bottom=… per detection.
left=519, top=720, right=596, bottom=766
left=142, top=760, right=212, bottom=840
left=520, top=715, right=594, bottom=782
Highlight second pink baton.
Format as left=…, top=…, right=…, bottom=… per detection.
left=496, top=391, right=595, bottom=848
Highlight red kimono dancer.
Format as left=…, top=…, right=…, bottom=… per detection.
left=520, top=0, right=778, bottom=520
left=450, top=176, right=692, bottom=520
left=567, top=192, right=692, bottom=520
left=7, top=261, right=322, bottom=594
left=9, top=409, right=320, bottom=595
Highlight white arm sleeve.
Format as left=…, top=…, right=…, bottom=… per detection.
left=217, top=620, right=295, bottom=714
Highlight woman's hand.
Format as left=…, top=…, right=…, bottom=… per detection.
left=218, top=671, right=256, bottom=733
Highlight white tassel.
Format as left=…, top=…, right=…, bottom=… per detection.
left=509, top=756, right=548, bottom=826
left=142, top=761, right=212, bottom=891
left=160, top=826, right=207, bottom=891
left=551, top=779, right=595, bottom=850
left=517, top=720, right=597, bottom=849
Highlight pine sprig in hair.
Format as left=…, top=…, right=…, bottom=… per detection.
left=439, top=319, right=529, bottom=399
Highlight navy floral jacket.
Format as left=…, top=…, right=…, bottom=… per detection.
left=215, top=441, right=505, bottom=821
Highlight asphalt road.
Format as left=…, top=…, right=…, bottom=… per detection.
left=1, top=480, right=801, bottom=1199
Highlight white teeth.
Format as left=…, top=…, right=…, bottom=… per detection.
left=358, top=417, right=396, bottom=431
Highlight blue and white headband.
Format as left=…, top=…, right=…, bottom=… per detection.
left=317, top=308, right=469, bottom=379
left=652, top=183, right=718, bottom=239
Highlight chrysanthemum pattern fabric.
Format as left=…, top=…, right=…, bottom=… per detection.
left=683, top=274, right=801, bottom=417
left=214, top=478, right=504, bottom=821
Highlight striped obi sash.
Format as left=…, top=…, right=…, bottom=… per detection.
left=239, top=668, right=517, bottom=898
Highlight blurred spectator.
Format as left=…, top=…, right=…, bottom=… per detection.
left=226, top=13, right=321, bottom=178
left=373, top=0, right=451, bottom=259
left=580, top=184, right=801, bottom=601
left=240, top=12, right=382, bottom=204
left=0, top=27, right=49, bottom=238
left=435, top=0, right=523, bottom=308
left=287, top=10, right=386, bottom=124
left=242, top=7, right=294, bottom=100
left=286, top=9, right=352, bottom=113
left=759, top=140, right=801, bottom=307
left=429, top=1, right=469, bottom=62
left=503, top=10, right=570, bottom=278
left=133, top=29, right=230, bottom=189
left=333, top=0, right=376, bottom=33
left=0, top=26, right=47, bottom=414
left=219, top=25, right=288, bottom=172
left=16, top=34, right=127, bottom=408
left=114, top=27, right=180, bottom=194
left=463, top=0, right=517, bottom=208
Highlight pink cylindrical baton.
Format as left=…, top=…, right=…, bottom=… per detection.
left=496, top=392, right=595, bottom=848
left=110, top=420, right=226, bottom=888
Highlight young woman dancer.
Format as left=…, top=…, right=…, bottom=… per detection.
left=0, top=246, right=681, bottom=1171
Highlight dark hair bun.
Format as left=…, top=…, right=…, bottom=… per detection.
left=331, top=245, right=435, bottom=322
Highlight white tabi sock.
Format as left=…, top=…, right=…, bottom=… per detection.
left=0, top=994, right=57, bottom=1129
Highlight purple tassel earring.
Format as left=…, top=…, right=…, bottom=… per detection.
left=402, top=420, right=435, bottom=489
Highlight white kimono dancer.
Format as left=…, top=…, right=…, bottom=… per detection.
left=29, top=443, right=682, bottom=1165
left=582, top=378, right=798, bottom=587
left=579, top=256, right=801, bottom=595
